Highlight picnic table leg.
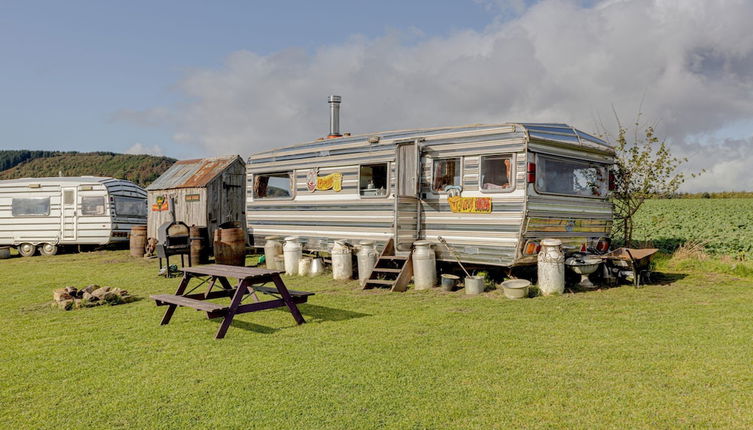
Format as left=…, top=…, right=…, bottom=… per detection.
left=215, top=278, right=248, bottom=339
left=160, top=273, right=191, bottom=325
left=204, top=276, right=218, bottom=299
left=271, top=275, right=305, bottom=325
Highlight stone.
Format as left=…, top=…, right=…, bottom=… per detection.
left=53, top=289, right=72, bottom=302
left=91, top=287, right=111, bottom=299
left=79, top=285, right=97, bottom=295
left=58, top=299, right=74, bottom=311
left=82, top=292, right=96, bottom=301
left=64, top=286, right=78, bottom=296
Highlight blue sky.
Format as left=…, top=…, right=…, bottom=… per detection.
left=1, top=0, right=752, bottom=191
left=0, top=0, right=498, bottom=156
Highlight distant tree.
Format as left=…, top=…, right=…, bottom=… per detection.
left=605, top=114, right=701, bottom=246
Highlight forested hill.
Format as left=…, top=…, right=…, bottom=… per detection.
left=0, top=150, right=176, bottom=187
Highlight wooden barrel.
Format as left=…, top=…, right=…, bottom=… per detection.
left=189, top=225, right=208, bottom=266
left=129, top=225, right=147, bottom=257
left=214, top=227, right=246, bottom=266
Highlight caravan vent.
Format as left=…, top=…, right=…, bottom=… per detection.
left=63, top=190, right=74, bottom=205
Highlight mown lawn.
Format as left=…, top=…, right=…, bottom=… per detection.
left=1, top=250, right=753, bottom=429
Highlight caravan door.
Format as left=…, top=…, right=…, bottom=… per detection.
left=394, top=140, right=421, bottom=253
left=61, top=187, right=77, bottom=241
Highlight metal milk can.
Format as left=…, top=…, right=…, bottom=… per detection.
left=309, top=258, right=324, bottom=276
left=412, top=240, right=437, bottom=290
left=538, top=238, right=565, bottom=295
left=357, top=240, right=378, bottom=286
left=298, top=257, right=312, bottom=276
left=264, top=236, right=283, bottom=269
left=331, top=240, right=353, bottom=280
left=283, top=236, right=302, bottom=276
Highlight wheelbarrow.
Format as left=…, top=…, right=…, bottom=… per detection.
left=600, top=247, right=659, bottom=288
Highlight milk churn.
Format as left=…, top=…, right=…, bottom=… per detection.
left=264, top=236, right=283, bottom=269
left=309, top=258, right=324, bottom=276
left=298, top=257, right=312, bottom=276
left=283, top=236, right=302, bottom=276
left=412, top=240, right=437, bottom=290
left=357, top=240, right=378, bottom=286
left=538, top=238, right=565, bottom=295
left=331, top=240, right=353, bottom=280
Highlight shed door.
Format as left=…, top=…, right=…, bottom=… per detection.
left=394, top=141, right=421, bottom=253
left=61, top=187, right=77, bottom=241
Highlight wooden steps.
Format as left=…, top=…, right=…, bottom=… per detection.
left=362, top=238, right=413, bottom=292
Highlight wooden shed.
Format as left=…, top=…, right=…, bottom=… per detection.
left=146, top=155, right=246, bottom=245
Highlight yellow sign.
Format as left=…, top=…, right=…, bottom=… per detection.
left=315, top=173, right=343, bottom=192
left=448, top=196, right=492, bottom=214
left=151, top=195, right=169, bottom=212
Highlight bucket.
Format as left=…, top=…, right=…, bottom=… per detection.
left=465, top=276, right=485, bottom=295
left=501, top=279, right=531, bottom=299
left=310, top=258, right=324, bottom=276
left=440, top=274, right=459, bottom=292
left=189, top=225, right=207, bottom=266
left=129, top=225, right=147, bottom=257
left=0, top=246, right=10, bottom=259
left=298, top=257, right=312, bottom=276
left=214, top=227, right=246, bottom=266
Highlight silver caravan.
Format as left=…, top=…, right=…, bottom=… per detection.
left=246, top=122, right=614, bottom=268
left=0, top=177, right=147, bottom=256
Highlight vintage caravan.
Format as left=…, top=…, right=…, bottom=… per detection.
left=0, top=177, right=147, bottom=256
left=246, top=99, right=614, bottom=268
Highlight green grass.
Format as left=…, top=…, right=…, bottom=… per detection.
left=2, top=250, right=753, bottom=429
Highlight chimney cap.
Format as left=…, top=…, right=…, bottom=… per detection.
left=328, top=95, right=341, bottom=103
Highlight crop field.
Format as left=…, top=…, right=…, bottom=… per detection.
left=631, top=198, right=753, bottom=258
left=2, top=250, right=753, bottom=428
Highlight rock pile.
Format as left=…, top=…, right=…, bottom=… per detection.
left=52, top=285, right=135, bottom=310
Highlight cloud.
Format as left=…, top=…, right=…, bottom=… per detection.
left=125, top=143, right=163, bottom=156
left=127, top=0, right=753, bottom=191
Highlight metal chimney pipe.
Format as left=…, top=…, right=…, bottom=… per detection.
left=328, top=95, right=342, bottom=138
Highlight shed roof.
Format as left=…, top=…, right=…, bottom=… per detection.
left=146, top=155, right=242, bottom=191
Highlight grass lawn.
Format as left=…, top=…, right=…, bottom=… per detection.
left=1, top=250, right=753, bottom=429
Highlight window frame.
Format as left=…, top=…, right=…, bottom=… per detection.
left=251, top=171, right=295, bottom=200
left=533, top=153, right=609, bottom=199
left=478, top=153, right=516, bottom=194
left=11, top=197, right=51, bottom=217
left=113, top=196, right=147, bottom=218
left=430, top=156, right=464, bottom=194
left=80, top=195, right=107, bottom=216
left=358, top=162, right=391, bottom=199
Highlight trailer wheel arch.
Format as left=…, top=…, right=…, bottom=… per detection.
left=17, top=243, right=36, bottom=257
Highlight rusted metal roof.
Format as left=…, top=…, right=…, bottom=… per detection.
left=146, top=155, right=242, bottom=190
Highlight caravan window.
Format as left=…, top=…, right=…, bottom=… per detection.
left=253, top=172, right=293, bottom=199
left=536, top=155, right=608, bottom=198
left=432, top=158, right=461, bottom=193
left=12, top=198, right=50, bottom=216
left=81, top=196, right=106, bottom=216
left=359, top=163, right=388, bottom=197
left=479, top=155, right=513, bottom=192
left=114, top=196, right=147, bottom=217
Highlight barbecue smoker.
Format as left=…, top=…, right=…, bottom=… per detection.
left=157, top=221, right=191, bottom=276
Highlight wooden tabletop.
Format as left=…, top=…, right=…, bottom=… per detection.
left=181, top=264, right=284, bottom=280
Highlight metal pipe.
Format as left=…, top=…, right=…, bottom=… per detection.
left=328, top=95, right=341, bottom=137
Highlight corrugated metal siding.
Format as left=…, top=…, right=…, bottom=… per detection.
left=146, top=155, right=242, bottom=190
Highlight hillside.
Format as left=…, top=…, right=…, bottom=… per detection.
left=0, top=151, right=176, bottom=187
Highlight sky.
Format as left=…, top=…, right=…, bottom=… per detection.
left=1, top=0, right=752, bottom=192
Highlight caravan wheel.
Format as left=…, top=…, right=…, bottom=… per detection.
left=18, top=243, right=36, bottom=257
left=39, top=243, right=58, bottom=256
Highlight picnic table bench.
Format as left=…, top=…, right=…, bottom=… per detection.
left=150, top=264, right=313, bottom=339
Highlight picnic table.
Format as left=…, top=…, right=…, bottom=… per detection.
left=151, top=264, right=313, bottom=339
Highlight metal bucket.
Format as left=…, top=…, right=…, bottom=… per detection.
left=538, top=238, right=565, bottom=295
left=357, top=240, right=378, bottom=286
left=129, top=225, right=147, bottom=257
left=309, top=258, right=324, bottom=276
left=465, top=276, right=484, bottom=295
left=264, top=236, right=283, bottom=270
left=283, top=236, right=302, bottom=275
left=501, top=279, right=531, bottom=299
left=440, top=274, right=459, bottom=292
left=331, top=240, right=352, bottom=280
left=412, top=240, right=437, bottom=290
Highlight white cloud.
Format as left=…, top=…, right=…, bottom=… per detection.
left=125, top=143, right=163, bottom=156
left=126, top=0, right=753, bottom=191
